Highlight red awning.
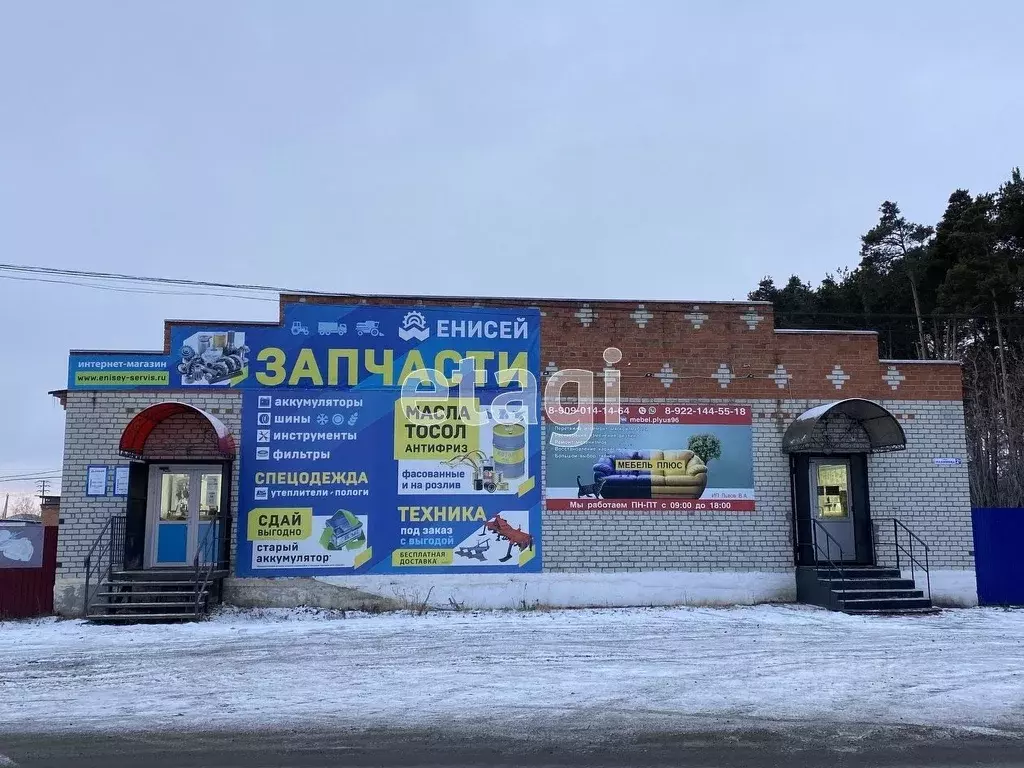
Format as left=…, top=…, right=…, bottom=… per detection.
left=119, top=402, right=236, bottom=459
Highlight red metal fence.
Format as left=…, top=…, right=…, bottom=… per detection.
left=0, top=527, right=58, bottom=619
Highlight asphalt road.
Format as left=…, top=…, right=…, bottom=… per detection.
left=3, top=726, right=1024, bottom=768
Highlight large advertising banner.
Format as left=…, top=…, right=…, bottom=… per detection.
left=544, top=404, right=755, bottom=512
left=68, top=303, right=542, bottom=576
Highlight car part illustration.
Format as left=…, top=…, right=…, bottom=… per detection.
left=444, top=450, right=510, bottom=493
left=177, top=334, right=249, bottom=385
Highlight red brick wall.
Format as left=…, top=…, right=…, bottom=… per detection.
left=162, top=294, right=963, bottom=402
left=143, top=412, right=225, bottom=459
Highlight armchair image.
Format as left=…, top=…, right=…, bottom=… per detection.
left=592, top=449, right=708, bottom=499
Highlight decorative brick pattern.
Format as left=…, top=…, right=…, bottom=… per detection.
left=827, top=365, right=850, bottom=389
left=655, top=363, right=677, bottom=389
left=884, top=365, right=905, bottom=390
left=684, top=306, right=709, bottom=330
left=741, top=307, right=765, bottom=331
left=630, top=304, right=654, bottom=328
left=712, top=363, right=734, bottom=388
left=573, top=303, right=597, bottom=327
left=769, top=364, right=792, bottom=389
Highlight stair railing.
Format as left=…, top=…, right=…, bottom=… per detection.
left=874, top=518, right=931, bottom=604
left=82, top=514, right=126, bottom=616
left=811, top=519, right=847, bottom=611
left=192, top=512, right=229, bottom=618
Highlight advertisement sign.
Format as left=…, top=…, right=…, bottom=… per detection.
left=68, top=303, right=542, bottom=576
left=68, top=354, right=171, bottom=389
left=0, top=523, right=44, bottom=568
left=544, top=404, right=755, bottom=512
left=231, top=304, right=541, bottom=576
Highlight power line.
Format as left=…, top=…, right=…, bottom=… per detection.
left=0, top=470, right=61, bottom=483
left=2, top=262, right=1022, bottom=323
left=0, top=274, right=276, bottom=302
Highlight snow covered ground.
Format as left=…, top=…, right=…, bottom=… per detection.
left=2, top=605, right=1023, bottom=736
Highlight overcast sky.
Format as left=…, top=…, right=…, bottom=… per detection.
left=1, top=1, right=1022, bottom=494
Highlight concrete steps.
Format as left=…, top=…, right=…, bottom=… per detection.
left=798, top=565, right=937, bottom=616
left=87, top=568, right=225, bottom=624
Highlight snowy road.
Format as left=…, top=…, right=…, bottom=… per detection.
left=2, top=606, right=1023, bottom=737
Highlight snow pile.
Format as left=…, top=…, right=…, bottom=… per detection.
left=1, top=606, right=1022, bottom=735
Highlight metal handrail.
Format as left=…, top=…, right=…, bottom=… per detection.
left=82, top=515, right=126, bottom=616
left=871, top=518, right=932, bottom=603
left=192, top=513, right=228, bottom=618
left=811, top=519, right=847, bottom=611
left=893, top=519, right=931, bottom=603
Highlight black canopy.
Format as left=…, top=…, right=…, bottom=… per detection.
left=782, top=399, right=906, bottom=454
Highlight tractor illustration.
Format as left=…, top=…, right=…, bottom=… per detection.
left=483, top=514, right=533, bottom=562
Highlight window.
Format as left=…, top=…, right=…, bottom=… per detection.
left=815, top=464, right=849, bottom=519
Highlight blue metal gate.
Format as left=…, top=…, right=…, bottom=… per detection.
left=972, top=508, right=1024, bottom=606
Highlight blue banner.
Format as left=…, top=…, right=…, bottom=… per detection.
left=227, top=304, right=541, bottom=575
left=67, top=303, right=542, bottom=575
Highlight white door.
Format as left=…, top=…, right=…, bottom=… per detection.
left=146, top=465, right=223, bottom=567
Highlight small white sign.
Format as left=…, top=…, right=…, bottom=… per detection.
left=86, top=466, right=108, bottom=496
left=113, top=466, right=131, bottom=496
left=258, top=395, right=272, bottom=409
left=934, top=457, right=963, bottom=466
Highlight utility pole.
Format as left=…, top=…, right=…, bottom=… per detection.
left=37, top=479, right=49, bottom=499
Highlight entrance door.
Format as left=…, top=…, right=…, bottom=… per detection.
left=147, top=465, right=223, bottom=567
left=809, top=459, right=857, bottom=562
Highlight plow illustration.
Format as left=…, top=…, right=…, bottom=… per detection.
left=483, top=514, right=534, bottom=562
left=454, top=537, right=491, bottom=561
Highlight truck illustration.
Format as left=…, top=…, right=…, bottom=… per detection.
left=483, top=514, right=533, bottom=562
left=317, top=321, right=347, bottom=336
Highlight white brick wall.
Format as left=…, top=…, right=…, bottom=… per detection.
left=56, top=390, right=243, bottom=583
left=56, top=392, right=973, bottom=609
left=868, top=400, right=974, bottom=569
left=541, top=398, right=974, bottom=572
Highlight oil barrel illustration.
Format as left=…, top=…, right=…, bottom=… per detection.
left=492, top=423, right=526, bottom=479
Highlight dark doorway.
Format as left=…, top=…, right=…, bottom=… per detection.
left=792, top=453, right=873, bottom=566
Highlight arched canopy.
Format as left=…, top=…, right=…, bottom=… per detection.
left=782, top=398, right=906, bottom=454
left=119, top=402, right=236, bottom=459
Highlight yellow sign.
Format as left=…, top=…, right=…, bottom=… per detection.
left=247, top=508, right=313, bottom=540
left=393, top=398, right=480, bottom=461
left=391, top=548, right=454, bottom=567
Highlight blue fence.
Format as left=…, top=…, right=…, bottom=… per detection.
left=972, top=508, right=1024, bottom=606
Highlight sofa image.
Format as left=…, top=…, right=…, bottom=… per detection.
left=592, top=449, right=708, bottom=499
